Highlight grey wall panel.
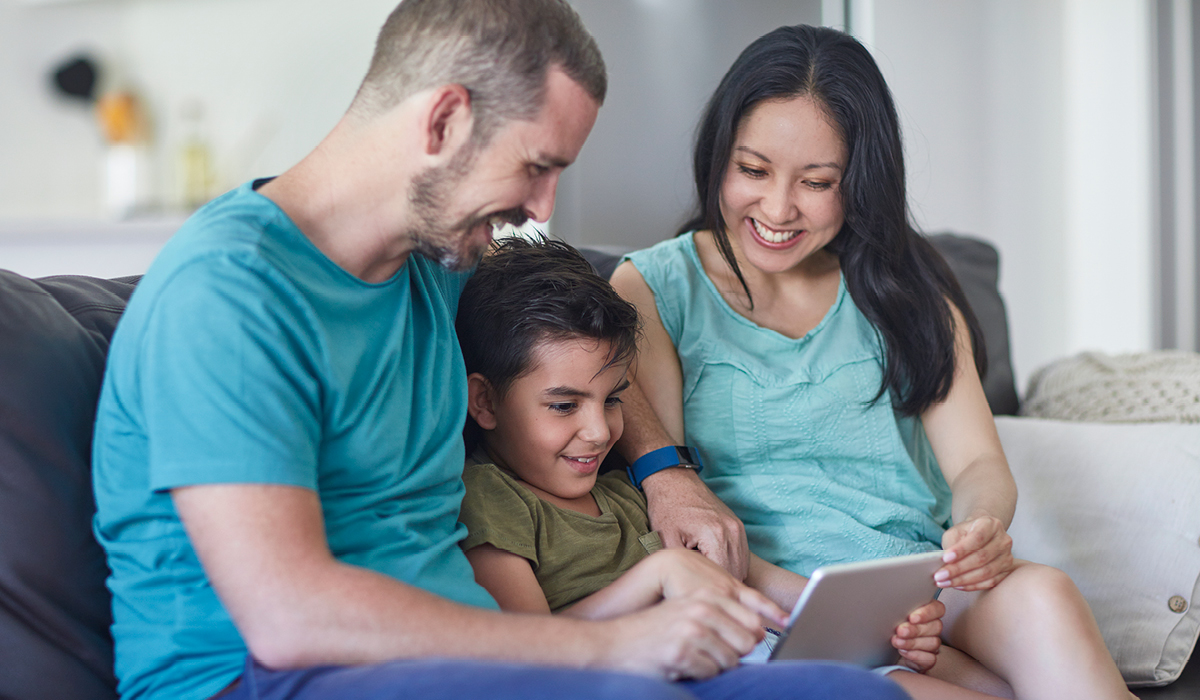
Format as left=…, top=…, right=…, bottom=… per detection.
left=556, top=0, right=823, bottom=250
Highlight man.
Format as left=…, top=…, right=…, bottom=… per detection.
left=92, top=2, right=913, bottom=699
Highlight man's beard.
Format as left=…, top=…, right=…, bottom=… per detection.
left=406, top=145, right=527, bottom=272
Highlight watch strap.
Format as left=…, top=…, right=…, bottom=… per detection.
left=626, top=445, right=704, bottom=490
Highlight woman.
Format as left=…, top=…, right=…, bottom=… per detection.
left=611, top=24, right=1132, bottom=700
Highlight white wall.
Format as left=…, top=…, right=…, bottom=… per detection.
left=0, top=0, right=123, bottom=219
left=0, top=0, right=396, bottom=220
left=0, top=0, right=1161, bottom=384
left=1061, top=0, right=1154, bottom=357
left=867, top=0, right=1155, bottom=390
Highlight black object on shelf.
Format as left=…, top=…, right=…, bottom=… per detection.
left=51, top=54, right=99, bottom=102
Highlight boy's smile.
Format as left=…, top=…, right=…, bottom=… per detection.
left=469, top=336, right=629, bottom=504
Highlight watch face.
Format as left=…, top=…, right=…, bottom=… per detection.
left=674, top=446, right=702, bottom=468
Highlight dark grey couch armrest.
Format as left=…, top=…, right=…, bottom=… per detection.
left=0, top=271, right=136, bottom=700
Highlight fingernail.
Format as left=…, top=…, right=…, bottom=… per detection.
left=934, top=571, right=949, bottom=582
left=942, top=551, right=957, bottom=563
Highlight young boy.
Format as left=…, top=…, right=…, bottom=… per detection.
left=453, top=237, right=944, bottom=677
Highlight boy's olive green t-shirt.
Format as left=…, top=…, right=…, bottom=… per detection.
left=459, top=452, right=663, bottom=612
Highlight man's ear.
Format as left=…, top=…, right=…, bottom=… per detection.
left=466, top=373, right=499, bottom=430
left=421, top=83, right=474, bottom=157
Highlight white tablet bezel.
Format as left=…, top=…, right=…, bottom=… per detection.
left=768, top=550, right=945, bottom=667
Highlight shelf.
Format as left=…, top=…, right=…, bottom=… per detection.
left=0, top=215, right=187, bottom=243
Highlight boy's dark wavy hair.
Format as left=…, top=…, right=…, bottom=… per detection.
left=681, top=24, right=986, bottom=415
left=456, top=236, right=641, bottom=448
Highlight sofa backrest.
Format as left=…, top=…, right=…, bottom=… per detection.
left=0, top=272, right=136, bottom=700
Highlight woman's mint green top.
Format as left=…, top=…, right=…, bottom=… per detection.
left=626, top=233, right=952, bottom=577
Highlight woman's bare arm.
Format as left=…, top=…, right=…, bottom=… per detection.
left=921, top=304, right=1017, bottom=591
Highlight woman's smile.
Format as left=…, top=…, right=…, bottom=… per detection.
left=748, top=217, right=805, bottom=247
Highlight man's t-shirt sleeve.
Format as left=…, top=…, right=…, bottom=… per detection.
left=138, top=255, right=324, bottom=492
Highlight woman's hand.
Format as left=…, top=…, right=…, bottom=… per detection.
left=936, top=515, right=1015, bottom=591
left=891, top=598, right=944, bottom=672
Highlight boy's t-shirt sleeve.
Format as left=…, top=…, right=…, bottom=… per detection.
left=458, top=464, right=539, bottom=566
left=138, top=254, right=324, bottom=491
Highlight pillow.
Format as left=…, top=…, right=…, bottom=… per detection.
left=0, top=271, right=137, bottom=700
left=998, top=416, right=1200, bottom=686
left=1021, top=350, right=1200, bottom=423
left=928, top=233, right=1020, bottom=416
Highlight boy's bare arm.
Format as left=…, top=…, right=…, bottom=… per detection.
left=744, top=554, right=808, bottom=611
left=463, top=544, right=552, bottom=615
left=558, top=549, right=786, bottom=625
left=468, top=543, right=786, bottom=629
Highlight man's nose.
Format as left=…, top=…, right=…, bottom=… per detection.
left=524, top=173, right=559, bottom=224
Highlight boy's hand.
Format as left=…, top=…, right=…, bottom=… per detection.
left=597, top=589, right=767, bottom=680
left=891, top=599, right=944, bottom=672
left=937, top=515, right=1015, bottom=591
left=652, top=549, right=788, bottom=629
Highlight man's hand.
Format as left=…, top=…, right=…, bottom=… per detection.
left=596, top=589, right=767, bottom=680
left=641, top=467, right=750, bottom=580
left=936, top=515, right=1015, bottom=591
left=891, top=599, right=944, bottom=672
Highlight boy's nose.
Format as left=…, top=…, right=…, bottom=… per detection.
left=577, top=411, right=610, bottom=446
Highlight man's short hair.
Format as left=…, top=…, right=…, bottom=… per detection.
left=353, top=0, right=606, bottom=144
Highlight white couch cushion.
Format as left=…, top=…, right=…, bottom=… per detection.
left=997, top=416, right=1200, bottom=686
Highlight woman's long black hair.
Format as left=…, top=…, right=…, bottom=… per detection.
left=681, top=24, right=986, bottom=416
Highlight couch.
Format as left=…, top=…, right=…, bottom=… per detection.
left=0, top=236, right=1196, bottom=699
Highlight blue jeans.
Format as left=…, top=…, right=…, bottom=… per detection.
left=221, top=656, right=910, bottom=700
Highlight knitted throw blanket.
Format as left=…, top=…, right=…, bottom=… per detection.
left=1021, top=350, right=1200, bottom=423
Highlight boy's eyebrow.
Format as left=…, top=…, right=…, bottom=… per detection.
left=542, top=379, right=630, bottom=399
left=544, top=386, right=590, bottom=398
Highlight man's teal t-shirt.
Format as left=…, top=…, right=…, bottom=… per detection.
left=92, top=181, right=498, bottom=700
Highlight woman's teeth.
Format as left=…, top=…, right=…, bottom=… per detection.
left=752, top=218, right=801, bottom=244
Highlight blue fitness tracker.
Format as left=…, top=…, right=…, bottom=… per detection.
left=626, top=445, right=704, bottom=489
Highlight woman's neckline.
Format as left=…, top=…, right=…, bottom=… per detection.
left=685, top=230, right=844, bottom=342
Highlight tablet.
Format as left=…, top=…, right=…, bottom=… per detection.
left=765, top=550, right=945, bottom=667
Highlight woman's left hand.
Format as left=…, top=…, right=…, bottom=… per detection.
left=936, top=515, right=1015, bottom=591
